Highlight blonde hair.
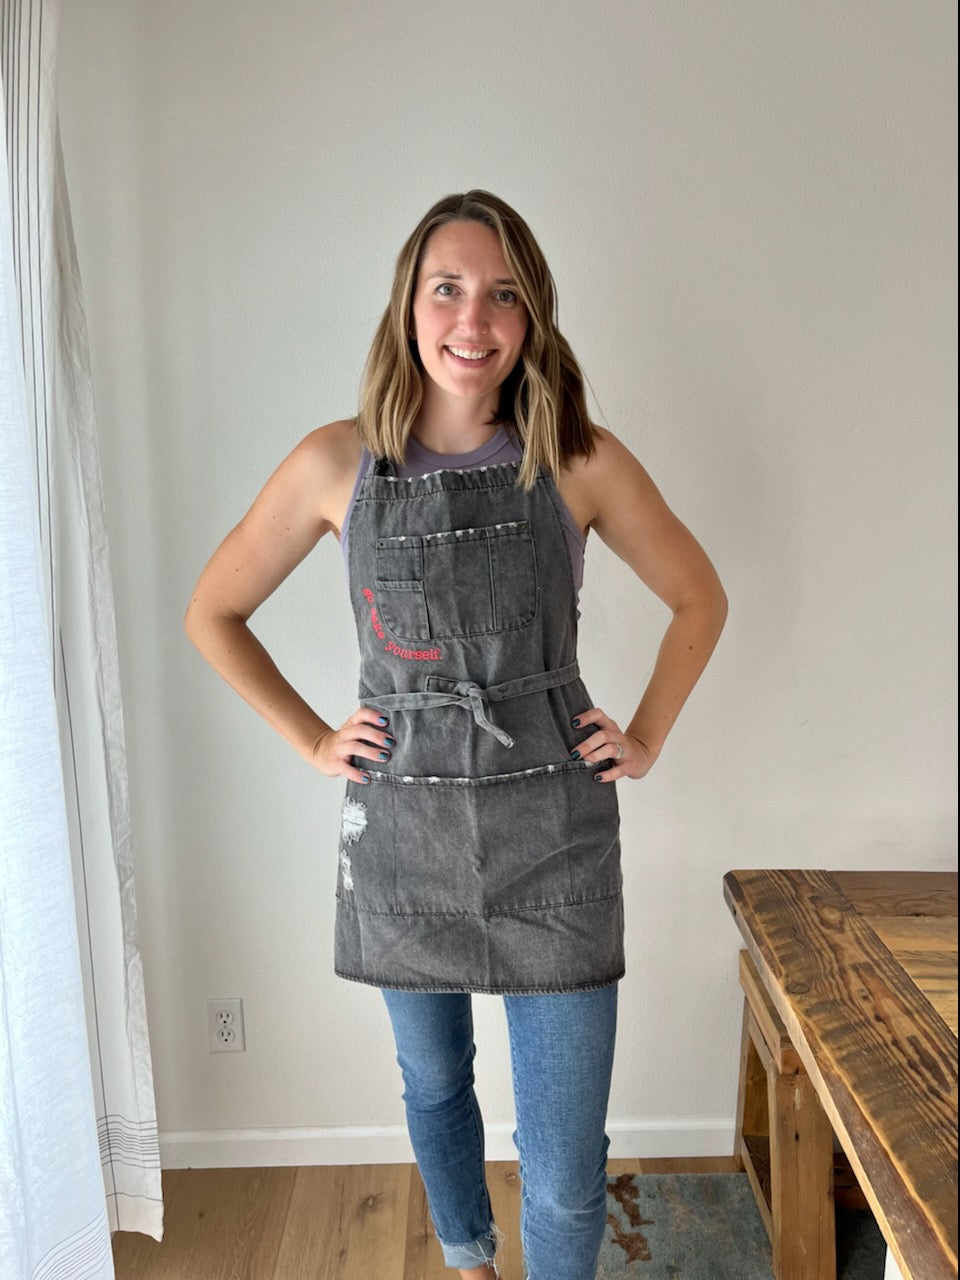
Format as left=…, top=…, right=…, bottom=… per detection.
left=356, top=190, right=596, bottom=488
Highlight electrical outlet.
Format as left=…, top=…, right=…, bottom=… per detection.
left=207, top=997, right=245, bottom=1053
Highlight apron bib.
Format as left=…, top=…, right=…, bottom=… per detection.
left=334, top=454, right=624, bottom=993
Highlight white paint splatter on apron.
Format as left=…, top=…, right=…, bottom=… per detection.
left=339, top=798, right=368, bottom=891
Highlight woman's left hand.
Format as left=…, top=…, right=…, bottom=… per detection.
left=569, top=707, right=657, bottom=782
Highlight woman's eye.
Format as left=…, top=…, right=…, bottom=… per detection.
left=434, top=283, right=456, bottom=297
left=496, top=290, right=518, bottom=304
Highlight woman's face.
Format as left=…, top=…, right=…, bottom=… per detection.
left=410, top=220, right=528, bottom=409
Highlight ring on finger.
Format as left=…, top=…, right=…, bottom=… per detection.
left=614, top=743, right=624, bottom=761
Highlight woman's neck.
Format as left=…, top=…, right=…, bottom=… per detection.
left=412, top=384, right=503, bottom=455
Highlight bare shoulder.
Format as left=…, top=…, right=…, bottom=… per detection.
left=186, top=419, right=363, bottom=625
left=294, top=417, right=363, bottom=487
left=581, top=424, right=647, bottom=478
left=276, top=417, right=364, bottom=537
left=557, top=425, right=657, bottom=533
left=561, top=425, right=725, bottom=612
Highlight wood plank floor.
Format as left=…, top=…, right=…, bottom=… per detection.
left=113, top=1157, right=738, bottom=1279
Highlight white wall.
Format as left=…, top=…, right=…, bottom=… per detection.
left=58, top=0, right=957, bottom=1164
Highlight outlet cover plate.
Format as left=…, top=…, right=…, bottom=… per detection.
left=207, top=997, right=245, bottom=1052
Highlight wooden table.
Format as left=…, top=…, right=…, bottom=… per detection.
left=723, top=869, right=958, bottom=1280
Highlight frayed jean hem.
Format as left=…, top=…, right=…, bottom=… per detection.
left=439, top=1222, right=504, bottom=1271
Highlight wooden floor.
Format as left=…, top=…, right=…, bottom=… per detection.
left=113, top=1157, right=738, bottom=1279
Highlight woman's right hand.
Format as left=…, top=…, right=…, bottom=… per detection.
left=309, top=708, right=396, bottom=783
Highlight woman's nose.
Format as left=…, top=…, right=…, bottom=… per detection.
left=458, top=296, right=490, bottom=332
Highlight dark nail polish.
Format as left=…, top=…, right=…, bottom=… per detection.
left=594, top=773, right=604, bottom=781
left=361, top=773, right=371, bottom=783
left=570, top=750, right=580, bottom=759
left=384, top=736, right=397, bottom=747
left=379, top=751, right=390, bottom=761
left=377, top=716, right=388, bottom=726
left=571, top=718, right=580, bottom=727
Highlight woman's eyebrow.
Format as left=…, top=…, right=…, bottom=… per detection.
left=425, top=270, right=518, bottom=285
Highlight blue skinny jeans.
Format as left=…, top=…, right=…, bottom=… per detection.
left=380, top=983, right=618, bottom=1279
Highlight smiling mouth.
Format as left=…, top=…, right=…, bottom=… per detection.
left=445, top=346, right=496, bottom=363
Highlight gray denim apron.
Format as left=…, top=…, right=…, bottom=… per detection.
left=334, top=454, right=624, bottom=994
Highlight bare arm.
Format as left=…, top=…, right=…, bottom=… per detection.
left=184, top=420, right=394, bottom=782
left=558, top=427, right=728, bottom=779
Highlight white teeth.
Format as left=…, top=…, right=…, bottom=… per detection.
left=447, top=346, right=492, bottom=360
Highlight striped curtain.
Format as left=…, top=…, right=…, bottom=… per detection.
left=1, top=0, right=162, bottom=1254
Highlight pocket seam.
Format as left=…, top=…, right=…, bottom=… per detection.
left=374, top=523, right=539, bottom=642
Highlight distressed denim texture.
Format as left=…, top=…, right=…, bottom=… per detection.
left=335, top=457, right=625, bottom=994
left=381, top=983, right=618, bottom=1279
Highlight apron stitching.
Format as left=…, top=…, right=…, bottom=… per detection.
left=341, top=891, right=624, bottom=918
left=359, top=760, right=591, bottom=785
left=332, top=970, right=623, bottom=997
left=487, top=535, right=498, bottom=631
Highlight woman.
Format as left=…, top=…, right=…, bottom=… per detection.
left=185, top=190, right=727, bottom=1280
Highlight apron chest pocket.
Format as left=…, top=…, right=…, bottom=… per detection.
left=376, top=522, right=538, bottom=641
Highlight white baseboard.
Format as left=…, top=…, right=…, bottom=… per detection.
left=160, top=1118, right=736, bottom=1169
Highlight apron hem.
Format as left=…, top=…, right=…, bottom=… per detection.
left=333, top=968, right=625, bottom=996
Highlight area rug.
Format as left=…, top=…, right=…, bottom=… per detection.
left=598, top=1174, right=886, bottom=1280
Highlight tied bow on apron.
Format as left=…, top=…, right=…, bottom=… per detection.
left=362, top=661, right=583, bottom=751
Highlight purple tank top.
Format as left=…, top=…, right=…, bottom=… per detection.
left=340, top=427, right=585, bottom=599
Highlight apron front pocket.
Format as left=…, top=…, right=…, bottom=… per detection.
left=376, top=580, right=430, bottom=641
left=376, top=521, right=538, bottom=641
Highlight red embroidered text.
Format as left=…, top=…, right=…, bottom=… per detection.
left=362, top=587, right=442, bottom=660
left=384, top=640, right=442, bottom=661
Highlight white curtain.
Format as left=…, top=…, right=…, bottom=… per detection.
left=1, top=89, right=114, bottom=1280
left=0, top=0, right=162, bottom=1262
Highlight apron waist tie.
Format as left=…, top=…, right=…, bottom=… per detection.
left=360, top=661, right=581, bottom=749
left=462, top=684, right=513, bottom=747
